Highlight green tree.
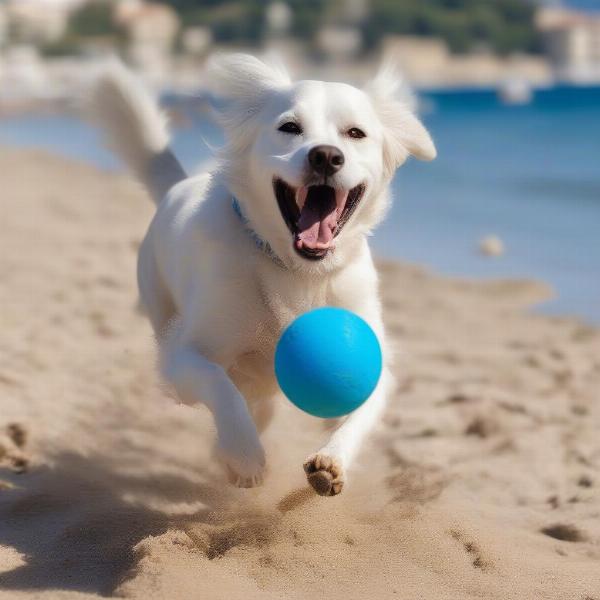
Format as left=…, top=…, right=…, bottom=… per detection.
left=161, top=0, right=266, bottom=44
left=361, top=0, right=540, bottom=55
left=68, top=1, right=119, bottom=38
left=41, top=1, right=125, bottom=56
left=131, top=0, right=541, bottom=55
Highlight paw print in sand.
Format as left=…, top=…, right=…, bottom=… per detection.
left=0, top=423, right=29, bottom=475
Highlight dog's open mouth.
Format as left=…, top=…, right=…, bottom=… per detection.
left=274, top=179, right=365, bottom=260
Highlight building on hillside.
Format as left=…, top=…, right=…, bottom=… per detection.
left=0, top=44, right=49, bottom=109
left=536, top=6, right=600, bottom=82
left=3, top=0, right=85, bottom=44
left=0, top=5, right=8, bottom=46
left=381, top=35, right=551, bottom=88
left=381, top=36, right=449, bottom=83
left=316, top=26, right=362, bottom=61
left=114, top=0, right=179, bottom=83
left=115, top=0, right=179, bottom=54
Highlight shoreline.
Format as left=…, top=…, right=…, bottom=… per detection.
left=0, top=136, right=596, bottom=327
left=7, top=79, right=600, bottom=119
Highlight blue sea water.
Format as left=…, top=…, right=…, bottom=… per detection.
left=1, top=85, right=599, bottom=323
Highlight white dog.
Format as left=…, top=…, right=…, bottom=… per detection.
left=88, top=54, right=435, bottom=496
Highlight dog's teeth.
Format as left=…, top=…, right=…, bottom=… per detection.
left=335, top=189, right=349, bottom=214
left=296, top=186, right=308, bottom=210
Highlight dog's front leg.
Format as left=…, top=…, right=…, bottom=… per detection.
left=303, top=368, right=391, bottom=496
left=304, top=266, right=392, bottom=497
left=162, top=345, right=266, bottom=487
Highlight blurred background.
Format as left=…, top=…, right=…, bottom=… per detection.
left=0, top=0, right=598, bottom=322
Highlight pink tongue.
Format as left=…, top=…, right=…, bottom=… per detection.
left=296, top=201, right=337, bottom=249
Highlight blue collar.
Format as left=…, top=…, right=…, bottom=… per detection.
left=231, top=198, right=287, bottom=269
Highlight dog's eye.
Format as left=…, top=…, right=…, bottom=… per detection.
left=278, top=121, right=302, bottom=135
left=347, top=127, right=366, bottom=139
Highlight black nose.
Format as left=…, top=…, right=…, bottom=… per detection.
left=308, top=145, right=345, bottom=177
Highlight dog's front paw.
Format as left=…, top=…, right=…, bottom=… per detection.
left=303, top=453, right=345, bottom=496
left=216, top=437, right=266, bottom=489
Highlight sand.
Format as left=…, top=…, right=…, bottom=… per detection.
left=1, top=146, right=599, bottom=599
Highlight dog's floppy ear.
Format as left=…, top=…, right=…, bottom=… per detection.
left=365, top=63, right=436, bottom=175
left=205, top=53, right=291, bottom=130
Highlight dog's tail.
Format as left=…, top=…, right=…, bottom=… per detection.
left=85, top=61, right=186, bottom=204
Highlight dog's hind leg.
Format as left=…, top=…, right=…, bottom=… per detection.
left=161, top=344, right=266, bottom=488
left=228, top=355, right=279, bottom=435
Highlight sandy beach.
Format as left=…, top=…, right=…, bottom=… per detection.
left=1, top=147, right=599, bottom=599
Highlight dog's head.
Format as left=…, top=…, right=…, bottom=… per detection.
left=207, top=54, right=435, bottom=270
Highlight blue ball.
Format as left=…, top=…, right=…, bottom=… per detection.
left=274, top=307, right=382, bottom=418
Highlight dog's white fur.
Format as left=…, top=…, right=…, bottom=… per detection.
left=87, top=54, right=435, bottom=496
